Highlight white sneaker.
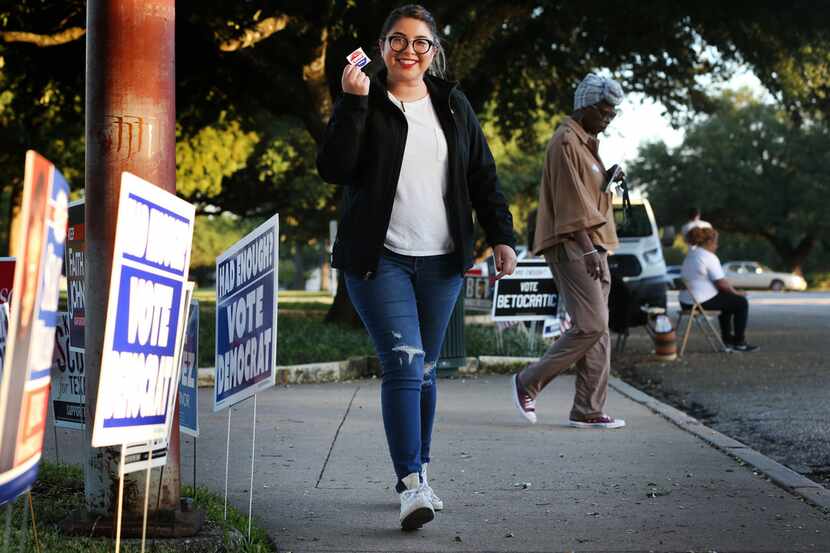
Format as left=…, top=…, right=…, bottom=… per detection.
left=399, top=473, right=434, bottom=530
left=567, top=414, right=626, bottom=429
left=420, top=463, right=443, bottom=511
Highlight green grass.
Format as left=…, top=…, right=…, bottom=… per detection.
left=197, top=301, right=373, bottom=367
left=2, top=462, right=274, bottom=552
left=195, top=297, right=546, bottom=367
left=805, top=271, right=830, bottom=290
left=466, top=323, right=549, bottom=357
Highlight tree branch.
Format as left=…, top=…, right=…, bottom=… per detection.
left=448, top=5, right=534, bottom=81
left=218, top=15, right=291, bottom=52
left=301, top=26, right=332, bottom=143
left=1, top=27, right=85, bottom=47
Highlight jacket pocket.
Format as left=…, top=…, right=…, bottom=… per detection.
left=598, top=190, right=612, bottom=219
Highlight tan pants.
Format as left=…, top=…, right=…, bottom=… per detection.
left=518, top=242, right=611, bottom=419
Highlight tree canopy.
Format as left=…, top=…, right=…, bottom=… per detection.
left=3, top=1, right=830, bottom=304
left=630, top=91, right=829, bottom=274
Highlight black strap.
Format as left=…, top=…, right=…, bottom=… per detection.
left=618, top=176, right=632, bottom=226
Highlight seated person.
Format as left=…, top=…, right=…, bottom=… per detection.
left=679, top=227, right=758, bottom=352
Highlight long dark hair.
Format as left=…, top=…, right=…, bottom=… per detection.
left=378, top=5, right=447, bottom=79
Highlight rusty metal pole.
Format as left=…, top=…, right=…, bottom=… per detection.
left=84, top=0, right=181, bottom=520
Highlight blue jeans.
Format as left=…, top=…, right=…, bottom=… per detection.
left=346, top=249, right=463, bottom=490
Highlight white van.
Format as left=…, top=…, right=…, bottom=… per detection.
left=608, top=195, right=668, bottom=330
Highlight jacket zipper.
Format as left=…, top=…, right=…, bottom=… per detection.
left=444, top=94, right=466, bottom=273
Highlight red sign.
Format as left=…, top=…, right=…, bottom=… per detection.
left=0, top=258, right=14, bottom=305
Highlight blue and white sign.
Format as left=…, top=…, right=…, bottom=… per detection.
left=119, top=282, right=193, bottom=474
left=91, top=172, right=195, bottom=448
left=179, top=298, right=199, bottom=437
left=214, top=215, right=278, bottom=412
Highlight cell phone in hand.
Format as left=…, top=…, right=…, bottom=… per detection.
left=603, top=165, right=621, bottom=192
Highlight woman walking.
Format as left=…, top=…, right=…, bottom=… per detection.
left=316, top=5, right=517, bottom=530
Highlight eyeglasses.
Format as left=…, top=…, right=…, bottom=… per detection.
left=385, top=35, right=435, bottom=54
left=590, top=104, right=618, bottom=122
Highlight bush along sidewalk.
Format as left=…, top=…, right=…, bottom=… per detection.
left=2, top=462, right=275, bottom=553
left=198, top=300, right=550, bottom=369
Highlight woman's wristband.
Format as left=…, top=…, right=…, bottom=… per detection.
left=582, top=249, right=598, bottom=257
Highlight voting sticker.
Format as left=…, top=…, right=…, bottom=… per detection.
left=346, top=47, right=371, bottom=68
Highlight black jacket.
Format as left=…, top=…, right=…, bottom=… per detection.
left=316, top=69, right=515, bottom=278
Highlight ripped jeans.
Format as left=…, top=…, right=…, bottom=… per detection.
left=345, top=248, right=463, bottom=490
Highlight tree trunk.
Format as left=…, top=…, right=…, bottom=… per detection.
left=776, top=235, right=816, bottom=276
left=296, top=18, right=361, bottom=324
left=324, top=272, right=362, bottom=328
left=760, top=231, right=817, bottom=276
left=292, top=243, right=305, bottom=290
left=320, top=241, right=330, bottom=292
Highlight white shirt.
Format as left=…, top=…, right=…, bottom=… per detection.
left=681, top=218, right=713, bottom=242
left=679, top=246, right=724, bottom=304
left=384, top=92, right=454, bottom=256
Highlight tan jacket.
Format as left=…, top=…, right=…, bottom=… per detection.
left=532, top=117, right=618, bottom=257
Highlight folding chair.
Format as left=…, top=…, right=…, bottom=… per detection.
left=675, top=279, right=729, bottom=356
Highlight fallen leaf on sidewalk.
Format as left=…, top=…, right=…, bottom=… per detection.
left=646, top=486, right=671, bottom=498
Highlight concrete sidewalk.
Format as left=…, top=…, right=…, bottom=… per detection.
left=181, top=374, right=830, bottom=553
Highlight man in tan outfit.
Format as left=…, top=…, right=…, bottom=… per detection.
left=511, top=73, right=626, bottom=429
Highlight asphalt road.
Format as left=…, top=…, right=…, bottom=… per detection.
left=616, top=290, right=830, bottom=487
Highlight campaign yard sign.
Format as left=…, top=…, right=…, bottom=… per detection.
left=542, top=317, right=562, bottom=339
left=0, top=151, right=69, bottom=505
left=51, top=200, right=87, bottom=429
left=214, top=215, right=278, bottom=412
left=50, top=313, right=85, bottom=428
left=66, top=200, right=85, bottom=351
left=491, top=259, right=558, bottom=322
left=0, top=258, right=14, bottom=305
left=119, top=282, right=194, bottom=475
left=464, top=256, right=496, bottom=312
left=91, top=173, right=195, bottom=448
left=179, top=298, right=199, bottom=437
left=0, top=305, right=7, bottom=367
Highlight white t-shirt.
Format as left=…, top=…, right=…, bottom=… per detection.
left=384, top=92, right=454, bottom=256
left=679, top=246, right=724, bottom=304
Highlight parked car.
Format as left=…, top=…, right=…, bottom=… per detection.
left=607, top=196, right=668, bottom=333
left=722, top=261, right=807, bottom=291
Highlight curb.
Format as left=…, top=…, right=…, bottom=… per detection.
left=198, top=357, right=375, bottom=388
left=609, top=377, right=830, bottom=513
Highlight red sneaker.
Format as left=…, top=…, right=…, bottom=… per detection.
left=568, top=414, right=626, bottom=429
left=512, top=374, right=537, bottom=424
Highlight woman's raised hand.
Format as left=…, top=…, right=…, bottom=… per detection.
left=342, top=64, right=370, bottom=96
